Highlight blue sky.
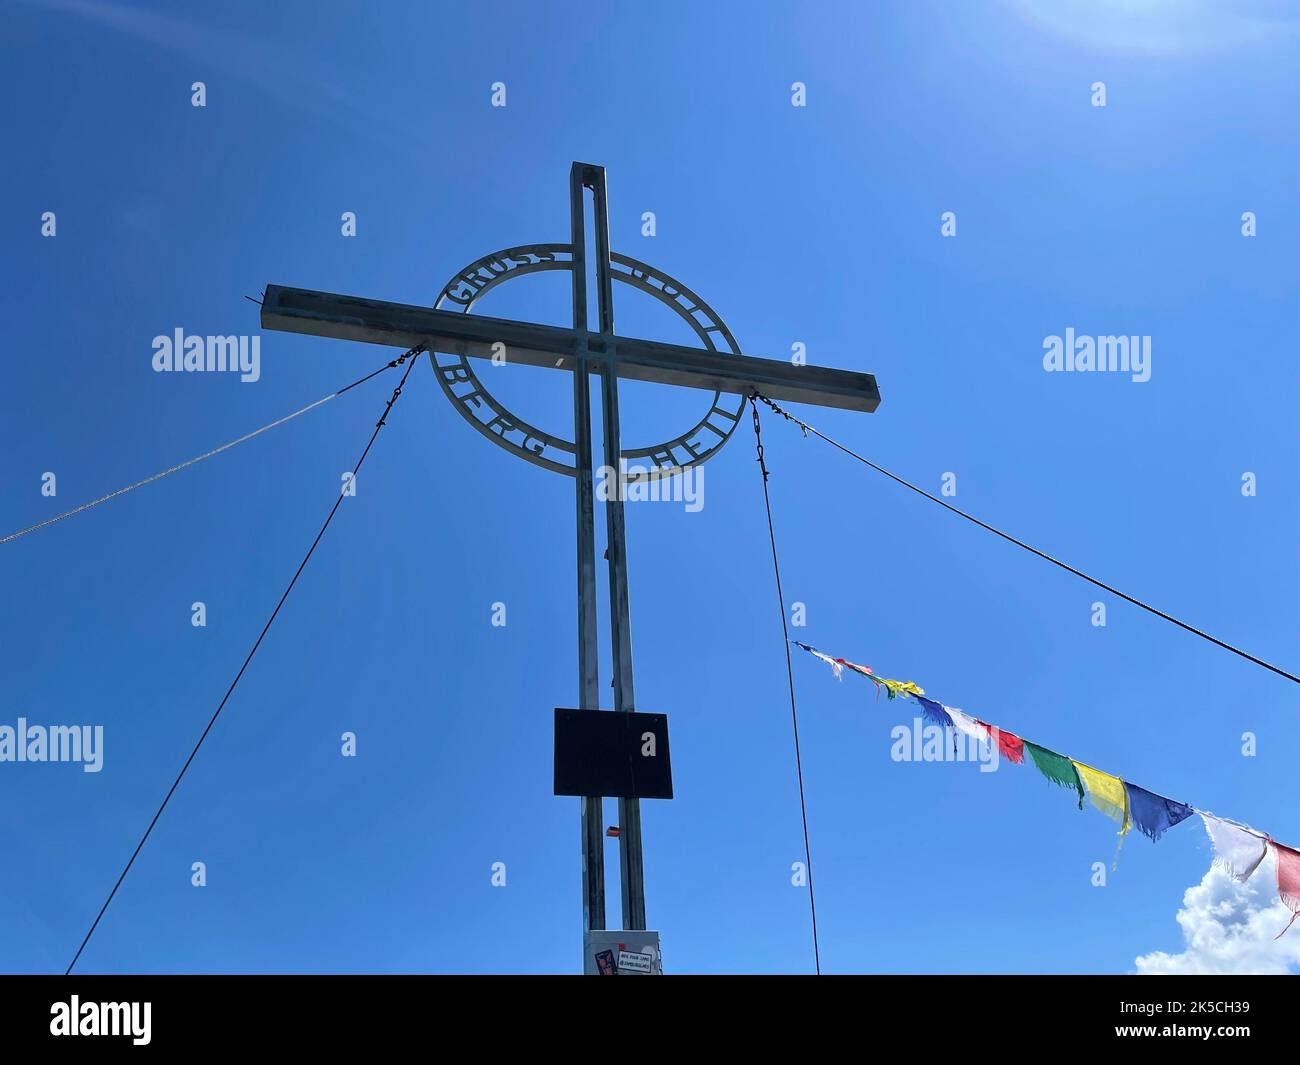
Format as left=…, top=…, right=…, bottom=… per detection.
left=2, top=0, right=1299, bottom=974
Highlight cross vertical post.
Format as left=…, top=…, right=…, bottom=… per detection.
left=583, top=163, right=647, bottom=930
left=570, top=165, right=605, bottom=935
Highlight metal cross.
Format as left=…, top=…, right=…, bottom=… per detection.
left=261, top=161, right=880, bottom=957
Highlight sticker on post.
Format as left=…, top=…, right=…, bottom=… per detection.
left=617, top=949, right=655, bottom=974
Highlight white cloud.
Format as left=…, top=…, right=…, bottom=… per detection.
left=1135, top=852, right=1300, bottom=974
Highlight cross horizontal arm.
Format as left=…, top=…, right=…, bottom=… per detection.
left=261, top=284, right=881, bottom=413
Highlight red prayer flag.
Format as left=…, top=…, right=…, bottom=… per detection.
left=606, top=826, right=620, bottom=838
left=979, top=720, right=1025, bottom=765
left=837, top=657, right=873, bottom=678
left=1275, top=843, right=1300, bottom=938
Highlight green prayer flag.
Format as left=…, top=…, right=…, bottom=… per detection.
left=1025, top=741, right=1084, bottom=809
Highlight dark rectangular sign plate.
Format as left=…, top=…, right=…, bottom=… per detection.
left=554, top=709, right=673, bottom=800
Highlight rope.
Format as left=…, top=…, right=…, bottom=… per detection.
left=64, top=350, right=423, bottom=974
left=752, top=393, right=1300, bottom=687
left=749, top=394, right=822, bottom=975
left=2, top=346, right=425, bottom=547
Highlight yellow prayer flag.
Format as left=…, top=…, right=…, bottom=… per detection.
left=876, top=677, right=924, bottom=699
left=1074, top=761, right=1130, bottom=835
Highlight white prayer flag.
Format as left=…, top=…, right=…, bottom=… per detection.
left=1201, top=813, right=1268, bottom=882
left=945, top=706, right=990, bottom=746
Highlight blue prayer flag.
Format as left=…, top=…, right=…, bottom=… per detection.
left=914, top=696, right=954, bottom=730
left=1125, top=781, right=1195, bottom=842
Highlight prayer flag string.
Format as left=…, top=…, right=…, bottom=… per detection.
left=792, top=639, right=1299, bottom=935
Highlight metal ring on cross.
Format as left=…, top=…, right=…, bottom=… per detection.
left=429, top=244, right=747, bottom=479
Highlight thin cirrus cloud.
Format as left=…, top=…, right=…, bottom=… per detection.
left=1002, top=0, right=1300, bottom=54
left=22, top=0, right=412, bottom=146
